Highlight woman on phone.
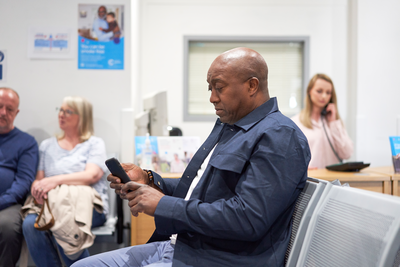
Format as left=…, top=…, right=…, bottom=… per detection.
left=291, top=73, right=353, bottom=169
left=22, top=96, right=108, bottom=266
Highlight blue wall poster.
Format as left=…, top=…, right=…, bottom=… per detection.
left=78, top=4, right=124, bottom=70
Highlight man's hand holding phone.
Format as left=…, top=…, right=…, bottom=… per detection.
left=105, top=158, right=164, bottom=217
left=106, top=160, right=148, bottom=195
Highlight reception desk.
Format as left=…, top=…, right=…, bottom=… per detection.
left=362, top=166, right=400, bottom=196
left=308, top=168, right=391, bottom=195
left=131, top=173, right=181, bottom=246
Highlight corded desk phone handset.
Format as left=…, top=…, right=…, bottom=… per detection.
left=320, top=103, right=342, bottom=163
left=321, top=105, right=328, bottom=116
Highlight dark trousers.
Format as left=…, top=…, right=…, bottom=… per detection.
left=0, top=204, right=23, bottom=267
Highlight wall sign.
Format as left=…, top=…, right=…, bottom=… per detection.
left=0, top=50, right=6, bottom=82
left=28, top=28, right=73, bottom=59
left=78, top=4, right=124, bottom=70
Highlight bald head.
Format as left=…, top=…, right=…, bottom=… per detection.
left=215, top=47, right=269, bottom=95
left=207, top=47, right=270, bottom=124
left=0, top=87, right=19, bottom=107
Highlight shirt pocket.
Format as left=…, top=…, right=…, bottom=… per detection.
left=210, top=153, right=247, bottom=174
left=203, top=153, right=247, bottom=201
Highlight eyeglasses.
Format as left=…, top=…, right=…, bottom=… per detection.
left=56, top=107, right=78, bottom=117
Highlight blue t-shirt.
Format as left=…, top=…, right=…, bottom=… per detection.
left=0, top=127, right=39, bottom=210
left=38, top=136, right=109, bottom=216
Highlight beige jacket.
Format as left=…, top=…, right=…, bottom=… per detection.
left=21, top=184, right=104, bottom=255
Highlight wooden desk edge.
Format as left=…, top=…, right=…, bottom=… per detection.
left=308, top=173, right=391, bottom=182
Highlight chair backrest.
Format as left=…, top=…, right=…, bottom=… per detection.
left=295, top=185, right=400, bottom=267
left=285, top=178, right=332, bottom=267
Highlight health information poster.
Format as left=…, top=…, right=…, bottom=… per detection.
left=78, top=4, right=124, bottom=70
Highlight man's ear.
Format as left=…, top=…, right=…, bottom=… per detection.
left=248, top=77, right=259, bottom=96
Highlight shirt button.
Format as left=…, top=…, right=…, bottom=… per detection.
left=187, top=175, right=190, bottom=178
left=203, top=147, right=205, bottom=150
left=157, top=181, right=161, bottom=185
left=230, top=128, right=233, bottom=131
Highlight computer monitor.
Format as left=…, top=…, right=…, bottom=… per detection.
left=135, top=91, right=169, bottom=136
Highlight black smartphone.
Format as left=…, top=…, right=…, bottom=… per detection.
left=105, top=157, right=131, bottom=183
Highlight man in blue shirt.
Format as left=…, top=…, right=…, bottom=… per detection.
left=73, top=47, right=310, bottom=267
left=0, top=87, right=38, bottom=266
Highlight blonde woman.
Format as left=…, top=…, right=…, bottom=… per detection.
left=22, top=96, right=108, bottom=266
left=291, top=74, right=353, bottom=169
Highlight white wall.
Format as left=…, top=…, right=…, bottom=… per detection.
left=0, top=0, right=132, bottom=159
left=1, top=0, right=398, bottom=168
left=139, top=0, right=400, bottom=167
left=356, top=0, right=400, bottom=166
left=139, top=0, right=349, bottom=145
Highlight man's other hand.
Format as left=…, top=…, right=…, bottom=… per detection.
left=121, top=181, right=164, bottom=217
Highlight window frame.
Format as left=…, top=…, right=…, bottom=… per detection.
left=183, top=36, right=310, bottom=122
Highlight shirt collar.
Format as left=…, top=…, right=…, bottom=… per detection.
left=229, top=97, right=279, bottom=131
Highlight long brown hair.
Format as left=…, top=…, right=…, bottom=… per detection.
left=299, top=73, right=341, bottom=128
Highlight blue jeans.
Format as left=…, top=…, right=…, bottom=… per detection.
left=22, top=209, right=106, bottom=267
left=71, top=240, right=175, bottom=267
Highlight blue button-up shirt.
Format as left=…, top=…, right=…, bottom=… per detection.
left=151, top=97, right=311, bottom=267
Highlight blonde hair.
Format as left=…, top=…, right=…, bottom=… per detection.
left=299, top=73, right=341, bottom=129
left=58, top=96, right=94, bottom=142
